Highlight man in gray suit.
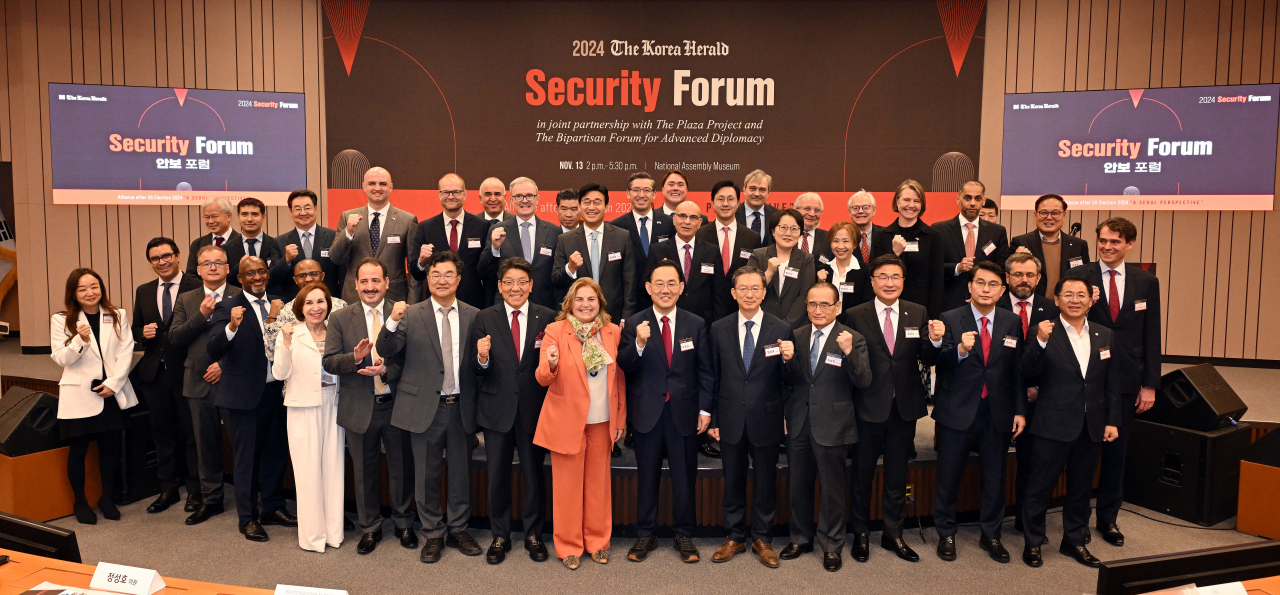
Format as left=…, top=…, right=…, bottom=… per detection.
left=322, top=257, right=416, bottom=555
left=378, top=250, right=482, bottom=563
left=168, top=244, right=240, bottom=525
left=551, top=182, right=636, bottom=321
left=330, top=167, right=420, bottom=305
left=478, top=176, right=562, bottom=310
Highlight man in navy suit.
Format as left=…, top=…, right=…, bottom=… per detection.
left=271, top=189, right=342, bottom=299
left=707, top=265, right=799, bottom=568
left=1076, top=217, right=1162, bottom=547
left=933, top=261, right=1025, bottom=563
left=611, top=172, right=673, bottom=313
left=618, top=259, right=714, bottom=564
left=932, top=181, right=1010, bottom=311
left=736, top=169, right=777, bottom=246
left=206, top=256, right=295, bottom=541
left=411, top=173, right=489, bottom=307
left=479, top=177, right=562, bottom=311
left=646, top=201, right=727, bottom=324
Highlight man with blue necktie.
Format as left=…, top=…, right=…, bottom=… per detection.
left=551, top=183, right=636, bottom=322
left=611, top=172, right=672, bottom=312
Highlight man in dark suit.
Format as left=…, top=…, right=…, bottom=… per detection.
left=205, top=256, right=295, bottom=541
left=698, top=180, right=761, bottom=322
left=131, top=237, right=203, bottom=514
left=618, top=259, right=714, bottom=564
left=322, top=257, right=416, bottom=555
left=1020, top=275, right=1122, bottom=568
left=379, top=250, right=482, bottom=563
left=646, top=201, right=727, bottom=324
left=979, top=198, right=1001, bottom=224
left=932, top=261, right=1026, bottom=563
left=168, top=245, right=239, bottom=525
left=794, top=192, right=832, bottom=263
left=611, top=172, right=674, bottom=313
left=847, top=190, right=886, bottom=268
left=470, top=257, right=555, bottom=564
left=998, top=252, right=1060, bottom=534
left=780, top=283, right=871, bottom=572
left=707, top=265, right=799, bottom=568
left=476, top=177, right=516, bottom=226
left=1010, top=194, right=1090, bottom=297
left=185, top=198, right=241, bottom=277
left=271, top=189, right=342, bottom=299
left=225, top=197, right=283, bottom=288
left=844, top=255, right=944, bottom=563
left=1077, top=217, right=1161, bottom=548
left=479, top=177, right=561, bottom=311
left=410, top=173, right=489, bottom=307
left=656, top=169, right=708, bottom=224
left=933, top=181, right=1010, bottom=311
left=330, top=167, right=421, bottom=304
left=552, top=183, right=636, bottom=321
left=736, top=169, right=777, bottom=246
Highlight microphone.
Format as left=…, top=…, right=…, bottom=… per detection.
left=1069, top=222, right=1082, bottom=237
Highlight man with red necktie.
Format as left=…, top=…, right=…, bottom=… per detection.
left=411, top=173, right=490, bottom=307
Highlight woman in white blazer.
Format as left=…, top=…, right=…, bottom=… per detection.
left=50, top=268, right=138, bottom=525
left=272, top=282, right=344, bottom=552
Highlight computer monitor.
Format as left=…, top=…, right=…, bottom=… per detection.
left=1098, top=540, right=1280, bottom=595
left=0, top=512, right=81, bottom=563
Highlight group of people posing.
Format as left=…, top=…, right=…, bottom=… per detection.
left=49, top=167, right=1161, bottom=573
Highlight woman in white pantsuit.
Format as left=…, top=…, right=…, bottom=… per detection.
left=272, top=282, right=345, bottom=553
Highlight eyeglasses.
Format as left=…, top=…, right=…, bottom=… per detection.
left=428, top=272, right=458, bottom=282
left=972, top=279, right=1003, bottom=289
left=1007, top=272, right=1039, bottom=280
left=197, top=260, right=227, bottom=269
left=774, top=225, right=801, bottom=234
left=291, top=204, right=315, bottom=213
left=242, top=269, right=270, bottom=278
left=439, top=190, right=466, bottom=198
left=849, top=204, right=874, bottom=213
left=511, top=193, right=538, bottom=202
left=580, top=199, right=605, bottom=207
left=1037, top=210, right=1065, bottom=219
left=294, top=271, right=323, bottom=280
left=673, top=213, right=701, bottom=221
left=148, top=252, right=176, bottom=264
left=500, top=278, right=531, bottom=288
left=806, top=301, right=836, bottom=309
left=650, top=281, right=681, bottom=290
left=628, top=187, right=655, bottom=195
left=872, top=274, right=905, bottom=282
left=734, top=285, right=764, bottom=293
left=1059, top=292, right=1089, bottom=301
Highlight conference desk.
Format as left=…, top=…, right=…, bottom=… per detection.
left=0, top=549, right=269, bottom=595
left=1244, top=576, right=1280, bottom=594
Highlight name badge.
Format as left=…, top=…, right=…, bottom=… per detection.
left=680, top=338, right=695, bottom=351
left=824, top=352, right=843, bottom=366
left=839, top=283, right=856, bottom=294
left=764, top=344, right=781, bottom=357
left=102, top=315, right=114, bottom=324
left=608, top=251, right=622, bottom=262
left=904, top=327, right=920, bottom=339
left=783, top=267, right=799, bottom=279
left=539, top=245, right=553, bottom=256
left=1069, top=256, right=1084, bottom=268
left=320, top=249, right=330, bottom=257
left=1135, top=299, right=1147, bottom=311
left=739, top=250, right=752, bottom=260
left=386, top=235, right=401, bottom=244
left=818, top=254, right=830, bottom=264
left=91, top=562, right=166, bottom=595
left=904, top=241, right=919, bottom=252
left=1003, top=336, right=1018, bottom=348
left=657, top=235, right=669, bottom=243
left=534, top=331, right=544, bottom=349
left=701, top=263, right=715, bottom=274
left=1100, top=348, right=1111, bottom=360
left=467, top=238, right=481, bottom=249
left=983, top=241, right=996, bottom=255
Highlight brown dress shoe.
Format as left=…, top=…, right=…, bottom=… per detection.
left=712, top=540, right=746, bottom=562
left=752, top=540, right=780, bottom=568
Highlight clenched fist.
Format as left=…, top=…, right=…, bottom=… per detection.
left=928, top=319, right=946, bottom=342
left=490, top=227, right=506, bottom=249
left=958, top=256, right=976, bottom=273
left=389, top=301, right=408, bottom=322
left=635, top=320, right=651, bottom=348
left=76, top=323, right=92, bottom=343
left=1036, top=320, right=1055, bottom=343
left=958, top=330, right=978, bottom=355
left=199, top=293, right=218, bottom=317
left=282, top=322, right=294, bottom=349
left=345, top=213, right=363, bottom=236
left=143, top=322, right=159, bottom=340
left=285, top=244, right=299, bottom=261
left=836, top=330, right=854, bottom=355
left=778, top=340, right=795, bottom=361
left=817, top=269, right=829, bottom=282
left=268, top=299, right=285, bottom=319
left=228, top=306, right=246, bottom=331
left=891, top=235, right=907, bottom=255
left=567, top=251, right=584, bottom=274
left=546, top=343, right=560, bottom=369
left=418, top=243, right=434, bottom=266
left=477, top=334, right=492, bottom=364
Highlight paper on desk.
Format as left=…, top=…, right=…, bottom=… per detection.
left=1142, top=583, right=1250, bottom=595
left=19, top=581, right=123, bottom=595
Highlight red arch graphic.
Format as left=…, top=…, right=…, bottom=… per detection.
left=1088, top=97, right=1183, bottom=133
left=354, top=36, right=458, bottom=173
left=137, top=95, right=226, bottom=130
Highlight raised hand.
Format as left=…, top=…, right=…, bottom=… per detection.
left=778, top=340, right=794, bottom=361
left=817, top=269, right=829, bottom=283
left=268, top=299, right=285, bottom=319
left=282, top=322, right=294, bottom=349
left=199, top=293, right=217, bottom=317
left=353, top=338, right=373, bottom=361
left=568, top=251, right=584, bottom=274
left=389, top=301, right=408, bottom=322
left=892, top=235, right=907, bottom=255
left=228, top=306, right=245, bottom=331
left=928, top=319, right=946, bottom=342
left=958, top=256, right=976, bottom=273
left=418, top=243, right=434, bottom=266
left=491, top=226, right=506, bottom=249
left=635, top=320, right=651, bottom=348
left=836, top=330, right=854, bottom=355
left=76, top=323, right=92, bottom=343
left=285, top=244, right=299, bottom=261
left=1036, top=320, right=1055, bottom=342
left=142, top=322, right=159, bottom=340
left=477, top=334, right=492, bottom=364
left=345, top=213, right=363, bottom=236
left=1015, top=246, right=1032, bottom=255
left=958, top=330, right=977, bottom=355
left=546, top=343, right=560, bottom=369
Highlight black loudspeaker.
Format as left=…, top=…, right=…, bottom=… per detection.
left=0, top=387, right=62, bottom=456
left=1123, top=419, right=1251, bottom=526
left=112, top=405, right=160, bottom=504
left=1142, top=364, right=1248, bottom=432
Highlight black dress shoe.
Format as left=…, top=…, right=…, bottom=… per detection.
left=357, top=530, right=382, bottom=555
left=779, top=542, right=813, bottom=559
left=1097, top=523, right=1125, bottom=546
left=525, top=536, right=549, bottom=562
left=185, top=502, right=224, bottom=525
left=420, top=538, right=444, bottom=563
left=1022, top=546, right=1043, bottom=567
left=147, top=490, right=181, bottom=514
left=980, top=537, right=1010, bottom=563
left=1059, top=543, right=1101, bottom=567
left=1084, top=526, right=1092, bottom=544
left=823, top=552, right=842, bottom=572
left=259, top=509, right=298, bottom=527
left=447, top=530, right=482, bottom=556
left=699, top=441, right=721, bottom=458
left=936, top=535, right=956, bottom=561
left=487, top=537, right=510, bottom=564
left=851, top=534, right=870, bottom=562
left=184, top=493, right=202, bottom=513
left=611, top=443, right=622, bottom=457
left=396, top=527, right=418, bottom=549
left=627, top=535, right=658, bottom=562
left=880, top=536, right=920, bottom=562
left=240, top=520, right=269, bottom=542
left=623, top=429, right=635, bottom=447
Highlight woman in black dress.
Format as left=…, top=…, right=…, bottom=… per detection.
left=50, top=268, right=139, bottom=524
left=876, top=179, right=944, bottom=317
left=817, top=221, right=872, bottom=316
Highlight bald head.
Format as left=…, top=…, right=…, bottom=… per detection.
left=237, top=256, right=270, bottom=297
left=478, top=177, right=507, bottom=217
left=673, top=199, right=703, bottom=240
left=363, top=167, right=393, bottom=207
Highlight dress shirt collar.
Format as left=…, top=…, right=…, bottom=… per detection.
left=738, top=309, right=764, bottom=329
left=811, top=320, right=836, bottom=342
left=717, top=219, right=738, bottom=234
left=744, top=204, right=766, bottom=221
left=431, top=296, right=457, bottom=312
left=582, top=221, right=605, bottom=233
left=443, top=211, right=464, bottom=226
left=204, top=283, right=227, bottom=299
left=516, top=214, right=538, bottom=226
left=562, top=225, right=577, bottom=233
left=875, top=298, right=900, bottom=317
left=971, top=303, right=996, bottom=327
left=674, top=235, right=696, bottom=253
left=504, top=300, right=529, bottom=319
left=1100, top=260, right=1124, bottom=277
left=361, top=299, right=385, bottom=317
left=958, top=213, right=980, bottom=228
left=241, top=229, right=263, bottom=241
left=652, top=306, right=677, bottom=327
left=1060, top=315, right=1090, bottom=338
left=367, top=203, right=390, bottom=221
left=295, top=224, right=317, bottom=238
left=484, top=212, right=505, bottom=222
left=1038, top=230, right=1061, bottom=243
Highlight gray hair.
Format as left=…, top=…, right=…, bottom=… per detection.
left=743, top=169, right=772, bottom=190
left=509, top=176, right=538, bottom=193
left=847, top=189, right=875, bottom=208
left=202, top=197, right=233, bottom=215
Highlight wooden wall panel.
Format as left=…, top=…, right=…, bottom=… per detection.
left=5, top=0, right=326, bottom=347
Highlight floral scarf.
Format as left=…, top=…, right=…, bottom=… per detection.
left=569, top=316, right=613, bottom=375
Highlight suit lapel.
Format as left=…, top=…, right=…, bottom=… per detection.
left=1049, top=321, right=1083, bottom=376
left=421, top=301, right=442, bottom=360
